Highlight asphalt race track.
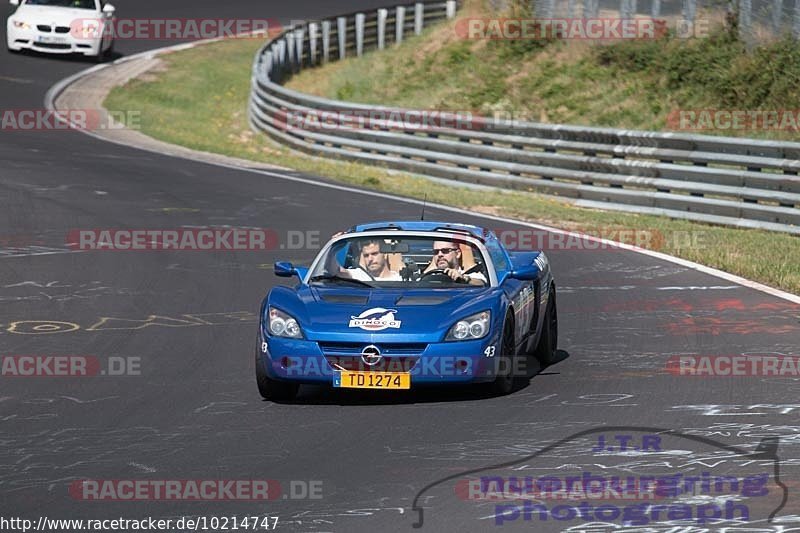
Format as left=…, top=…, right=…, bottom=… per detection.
left=2, top=1, right=800, bottom=532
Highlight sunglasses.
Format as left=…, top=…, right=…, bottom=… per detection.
left=433, top=247, right=457, bottom=255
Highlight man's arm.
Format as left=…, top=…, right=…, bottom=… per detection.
left=443, top=268, right=485, bottom=285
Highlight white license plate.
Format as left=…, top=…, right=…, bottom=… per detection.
left=37, top=35, right=67, bottom=44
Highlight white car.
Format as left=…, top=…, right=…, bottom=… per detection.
left=7, top=0, right=115, bottom=60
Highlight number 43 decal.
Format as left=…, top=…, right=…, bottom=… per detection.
left=484, top=346, right=496, bottom=357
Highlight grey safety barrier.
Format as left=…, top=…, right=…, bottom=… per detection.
left=248, top=0, right=800, bottom=235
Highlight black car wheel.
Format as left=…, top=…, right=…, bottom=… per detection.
left=534, top=286, right=558, bottom=366
left=491, top=313, right=517, bottom=395
left=255, top=343, right=299, bottom=402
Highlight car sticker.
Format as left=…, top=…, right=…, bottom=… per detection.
left=348, top=308, right=402, bottom=331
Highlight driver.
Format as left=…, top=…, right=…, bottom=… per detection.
left=422, top=240, right=487, bottom=286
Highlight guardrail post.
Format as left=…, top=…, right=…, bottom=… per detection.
left=308, top=23, right=318, bottom=64
left=620, top=0, right=631, bottom=19
left=276, top=39, right=286, bottom=69
left=739, top=0, right=752, bottom=44
left=538, top=0, right=555, bottom=19
left=396, top=6, right=406, bottom=44
left=355, top=13, right=365, bottom=56
left=263, top=51, right=273, bottom=78
left=772, top=0, right=783, bottom=33
left=377, top=8, right=388, bottom=49
left=584, top=0, right=599, bottom=17
left=651, top=0, right=661, bottom=17
left=294, top=28, right=305, bottom=68
left=274, top=40, right=286, bottom=81
left=795, top=0, right=800, bottom=37
left=682, top=0, right=696, bottom=24
left=414, top=3, right=424, bottom=35
left=321, top=20, right=331, bottom=62
left=337, top=16, right=347, bottom=59
left=286, top=33, right=296, bottom=73
left=446, top=0, right=457, bottom=18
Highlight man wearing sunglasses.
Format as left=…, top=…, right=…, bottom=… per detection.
left=423, top=240, right=487, bottom=286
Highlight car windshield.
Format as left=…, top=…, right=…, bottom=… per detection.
left=308, top=234, right=489, bottom=288
left=24, top=0, right=97, bottom=9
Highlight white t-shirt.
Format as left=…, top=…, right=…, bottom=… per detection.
left=347, top=268, right=402, bottom=282
left=464, top=271, right=488, bottom=284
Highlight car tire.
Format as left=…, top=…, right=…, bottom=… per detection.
left=534, top=285, right=558, bottom=367
left=255, top=345, right=299, bottom=402
left=93, top=41, right=112, bottom=63
left=491, top=313, right=517, bottom=395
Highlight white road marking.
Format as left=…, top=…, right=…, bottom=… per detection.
left=656, top=285, right=741, bottom=290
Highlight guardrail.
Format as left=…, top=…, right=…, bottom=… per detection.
left=248, top=0, right=800, bottom=235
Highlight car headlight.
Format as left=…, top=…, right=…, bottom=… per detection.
left=446, top=310, right=490, bottom=341
left=268, top=306, right=303, bottom=339
left=12, top=20, right=31, bottom=29
left=73, top=19, right=101, bottom=38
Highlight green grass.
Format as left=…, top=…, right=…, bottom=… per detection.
left=104, top=30, right=800, bottom=295
left=287, top=1, right=800, bottom=139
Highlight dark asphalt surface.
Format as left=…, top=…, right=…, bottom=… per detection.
left=1, top=1, right=800, bottom=532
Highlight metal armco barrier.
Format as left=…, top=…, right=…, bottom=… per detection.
left=249, top=0, right=800, bottom=235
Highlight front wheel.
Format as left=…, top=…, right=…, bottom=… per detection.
left=491, top=314, right=517, bottom=395
left=93, top=40, right=113, bottom=63
left=534, top=286, right=558, bottom=366
left=255, top=346, right=299, bottom=401
left=104, top=39, right=114, bottom=59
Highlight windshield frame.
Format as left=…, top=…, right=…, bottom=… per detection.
left=22, top=0, right=99, bottom=9
left=304, top=230, right=498, bottom=288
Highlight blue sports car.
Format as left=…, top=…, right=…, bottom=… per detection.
left=255, top=221, right=557, bottom=401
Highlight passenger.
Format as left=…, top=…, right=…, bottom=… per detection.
left=350, top=239, right=401, bottom=281
left=326, top=235, right=401, bottom=282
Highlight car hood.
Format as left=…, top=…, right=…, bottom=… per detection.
left=13, top=5, right=99, bottom=25
left=267, top=285, right=500, bottom=342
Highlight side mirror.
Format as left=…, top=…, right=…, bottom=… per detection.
left=102, top=3, right=115, bottom=15
left=10, top=0, right=20, bottom=6
left=509, top=265, right=539, bottom=281
left=274, top=261, right=296, bottom=278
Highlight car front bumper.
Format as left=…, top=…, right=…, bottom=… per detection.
left=7, top=24, right=104, bottom=55
left=259, top=333, right=506, bottom=386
